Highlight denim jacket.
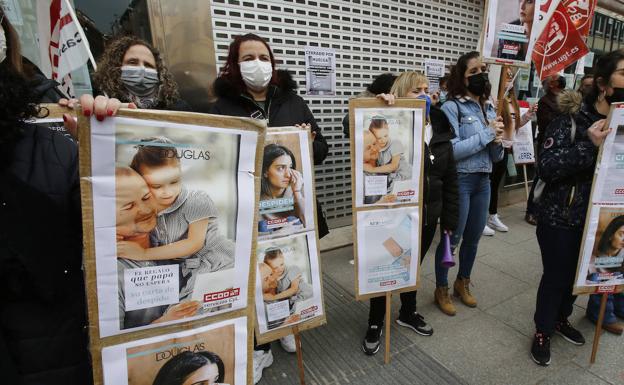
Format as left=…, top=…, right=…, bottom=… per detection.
left=441, top=96, right=504, bottom=173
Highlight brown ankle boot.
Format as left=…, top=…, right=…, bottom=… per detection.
left=434, top=286, right=456, bottom=316
left=453, top=277, right=477, bottom=307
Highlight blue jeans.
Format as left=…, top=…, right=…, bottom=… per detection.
left=586, top=293, right=624, bottom=325
left=436, top=172, right=490, bottom=286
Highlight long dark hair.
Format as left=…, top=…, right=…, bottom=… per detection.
left=447, top=51, right=488, bottom=99
left=217, top=33, right=279, bottom=95
left=0, top=10, right=40, bottom=169
left=597, top=215, right=624, bottom=255
left=152, top=351, right=225, bottom=385
left=588, top=49, right=624, bottom=105
left=92, top=35, right=180, bottom=108
left=261, top=143, right=296, bottom=197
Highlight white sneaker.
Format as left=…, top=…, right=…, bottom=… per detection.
left=253, top=349, right=274, bottom=384
left=482, top=225, right=495, bottom=236
left=487, top=214, right=509, bottom=232
left=280, top=334, right=297, bottom=353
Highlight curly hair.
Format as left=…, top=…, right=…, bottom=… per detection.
left=92, top=35, right=180, bottom=108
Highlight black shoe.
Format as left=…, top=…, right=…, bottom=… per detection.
left=396, top=312, right=433, bottom=336
left=361, top=324, right=382, bottom=355
left=525, top=213, right=537, bottom=226
left=555, top=319, right=585, bottom=345
left=531, top=332, right=551, bottom=366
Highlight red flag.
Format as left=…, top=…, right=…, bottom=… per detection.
left=562, top=0, right=597, bottom=38
left=532, top=1, right=589, bottom=80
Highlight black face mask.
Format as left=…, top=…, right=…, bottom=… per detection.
left=467, top=72, right=489, bottom=96
left=605, top=87, right=624, bottom=104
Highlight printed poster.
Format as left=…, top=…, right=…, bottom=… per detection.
left=517, top=68, right=531, bottom=91
left=254, top=232, right=323, bottom=334
left=353, top=107, right=424, bottom=207
left=89, top=115, right=258, bottom=337
left=258, top=130, right=315, bottom=240
left=593, top=106, right=624, bottom=204
left=424, top=59, right=445, bottom=79
left=481, top=0, right=541, bottom=66
left=513, top=107, right=536, bottom=164
left=356, top=207, right=420, bottom=296
left=576, top=206, right=624, bottom=288
left=304, top=46, right=336, bottom=96
left=102, top=317, right=247, bottom=385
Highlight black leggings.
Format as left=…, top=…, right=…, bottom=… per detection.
left=489, top=151, right=508, bottom=215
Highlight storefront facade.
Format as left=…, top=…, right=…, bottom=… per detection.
left=6, top=0, right=624, bottom=228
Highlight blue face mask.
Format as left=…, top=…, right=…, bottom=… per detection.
left=439, top=91, right=447, bottom=104
left=417, top=94, right=431, bottom=120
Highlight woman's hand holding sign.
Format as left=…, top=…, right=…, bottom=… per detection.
left=490, top=116, right=505, bottom=144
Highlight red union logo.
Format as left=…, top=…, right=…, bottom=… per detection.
left=615, top=188, right=624, bottom=195
left=397, top=190, right=415, bottom=197
left=301, top=305, right=319, bottom=316
left=204, top=288, right=240, bottom=302
left=380, top=280, right=396, bottom=286
left=597, top=285, right=616, bottom=294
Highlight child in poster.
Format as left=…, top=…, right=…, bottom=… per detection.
left=355, top=108, right=421, bottom=206
left=117, top=137, right=235, bottom=300
left=255, top=233, right=322, bottom=333
left=364, top=115, right=413, bottom=187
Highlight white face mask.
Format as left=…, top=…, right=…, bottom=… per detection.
left=239, top=59, right=273, bottom=91
left=0, top=27, right=7, bottom=64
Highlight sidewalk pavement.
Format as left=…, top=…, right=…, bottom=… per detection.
left=258, top=202, right=624, bottom=385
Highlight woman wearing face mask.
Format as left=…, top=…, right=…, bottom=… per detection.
left=439, top=51, right=504, bottom=312
left=530, top=50, right=619, bottom=366
left=361, top=72, right=459, bottom=356
left=484, top=68, right=537, bottom=235
left=0, top=9, right=94, bottom=384
left=208, top=33, right=329, bottom=384
left=91, top=35, right=190, bottom=111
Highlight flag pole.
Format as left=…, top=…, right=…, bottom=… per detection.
left=63, top=0, right=97, bottom=70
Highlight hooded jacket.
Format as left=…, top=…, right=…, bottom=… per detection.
left=209, top=69, right=329, bottom=165
left=209, top=70, right=330, bottom=237
left=537, top=90, right=602, bottom=230
left=426, top=105, right=459, bottom=232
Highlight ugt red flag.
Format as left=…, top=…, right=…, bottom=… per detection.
left=532, top=0, right=589, bottom=80
left=562, top=0, right=597, bottom=38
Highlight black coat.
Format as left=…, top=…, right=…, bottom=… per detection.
left=209, top=70, right=330, bottom=236
left=425, top=106, right=459, bottom=232
left=0, top=124, right=92, bottom=385
left=537, top=93, right=601, bottom=230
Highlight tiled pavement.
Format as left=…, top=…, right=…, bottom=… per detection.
left=258, top=203, right=624, bottom=385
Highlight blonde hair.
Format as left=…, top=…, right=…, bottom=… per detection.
left=390, top=71, right=429, bottom=97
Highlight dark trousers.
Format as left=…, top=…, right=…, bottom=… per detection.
left=489, top=151, right=508, bottom=215
left=534, top=224, right=582, bottom=335
left=368, top=221, right=437, bottom=326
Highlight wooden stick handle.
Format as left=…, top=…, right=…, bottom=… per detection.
left=293, top=326, right=306, bottom=385
left=590, top=293, right=609, bottom=364
left=384, top=292, right=392, bottom=365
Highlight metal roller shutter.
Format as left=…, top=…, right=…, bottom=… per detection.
left=211, top=0, right=484, bottom=228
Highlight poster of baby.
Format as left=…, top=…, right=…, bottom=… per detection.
left=352, top=107, right=424, bottom=207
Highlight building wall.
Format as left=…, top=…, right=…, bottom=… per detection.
left=210, top=0, right=485, bottom=228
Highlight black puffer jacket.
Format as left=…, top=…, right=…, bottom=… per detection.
left=209, top=70, right=329, bottom=165
left=0, top=124, right=92, bottom=385
left=537, top=90, right=602, bottom=230
left=209, top=70, right=330, bottom=237
left=426, top=106, right=459, bottom=232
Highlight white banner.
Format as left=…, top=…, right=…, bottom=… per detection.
left=512, top=107, right=535, bottom=164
